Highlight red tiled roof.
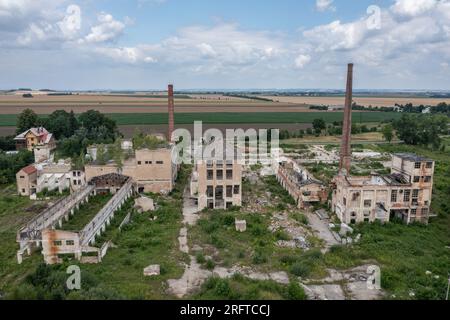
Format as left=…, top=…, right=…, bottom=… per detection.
left=21, top=165, right=37, bottom=175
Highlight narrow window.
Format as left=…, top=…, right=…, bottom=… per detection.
left=403, top=190, right=411, bottom=202
left=391, top=190, right=398, bottom=203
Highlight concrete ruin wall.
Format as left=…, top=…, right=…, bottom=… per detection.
left=17, top=175, right=134, bottom=264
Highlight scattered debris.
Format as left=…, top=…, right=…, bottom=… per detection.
left=315, top=209, right=329, bottom=220
left=235, top=219, right=247, bottom=232
left=134, top=196, right=155, bottom=213
left=339, top=223, right=354, bottom=237
left=144, top=264, right=160, bottom=277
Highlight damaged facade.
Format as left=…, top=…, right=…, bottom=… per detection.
left=331, top=64, right=435, bottom=224
left=190, top=158, right=243, bottom=210
left=18, top=173, right=134, bottom=264
left=85, top=144, right=178, bottom=194
left=276, top=160, right=327, bottom=209
left=16, top=160, right=86, bottom=197
left=14, top=127, right=56, bottom=163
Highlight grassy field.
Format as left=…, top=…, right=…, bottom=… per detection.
left=0, top=112, right=402, bottom=127
left=59, top=194, right=112, bottom=232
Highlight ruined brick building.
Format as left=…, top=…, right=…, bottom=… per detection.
left=331, top=64, right=435, bottom=224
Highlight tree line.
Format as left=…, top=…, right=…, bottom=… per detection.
left=0, top=108, right=121, bottom=184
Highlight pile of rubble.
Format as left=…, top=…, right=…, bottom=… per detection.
left=302, top=264, right=384, bottom=300
left=269, top=212, right=311, bottom=249
left=330, top=223, right=362, bottom=245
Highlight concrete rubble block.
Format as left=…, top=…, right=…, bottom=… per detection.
left=134, top=196, right=155, bottom=213
left=302, top=284, right=346, bottom=301
left=143, top=264, right=160, bottom=277
left=315, top=209, right=330, bottom=220
left=355, top=234, right=362, bottom=243
left=235, top=219, right=247, bottom=232
left=339, top=223, right=354, bottom=237
left=347, top=237, right=353, bottom=244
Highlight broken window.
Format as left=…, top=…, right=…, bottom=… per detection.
left=216, top=161, right=223, bottom=168
left=426, top=162, right=433, bottom=168
left=138, top=161, right=142, bottom=165
left=403, top=190, right=411, bottom=202
left=53, top=240, right=62, bottom=246
left=207, top=160, right=213, bottom=168
left=413, top=176, right=420, bottom=183
left=226, top=160, right=233, bottom=168
left=156, top=161, right=163, bottom=165
left=226, top=202, right=233, bottom=209
left=206, top=186, right=214, bottom=198
left=424, top=176, right=432, bottom=183
left=421, top=207, right=429, bottom=216
left=391, top=190, right=398, bottom=203
left=226, top=170, right=233, bottom=179
left=352, top=192, right=360, bottom=201
left=215, top=186, right=224, bottom=200
left=233, top=185, right=240, bottom=195
left=364, top=200, right=372, bottom=208
left=343, top=197, right=347, bottom=205
left=66, top=240, right=75, bottom=246
left=226, top=186, right=233, bottom=198
left=207, top=170, right=214, bottom=180
left=412, top=189, right=419, bottom=198
left=216, top=170, right=223, bottom=180
left=411, top=208, right=417, bottom=215
left=207, top=200, right=214, bottom=209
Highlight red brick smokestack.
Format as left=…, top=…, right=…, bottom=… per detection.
left=168, top=84, right=174, bottom=142
left=339, top=63, right=353, bottom=174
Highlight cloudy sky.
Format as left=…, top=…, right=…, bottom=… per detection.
left=0, top=0, right=449, bottom=90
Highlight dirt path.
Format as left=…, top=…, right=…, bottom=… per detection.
left=306, top=212, right=339, bottom=253
left=167, top=183, right=206, bottom=298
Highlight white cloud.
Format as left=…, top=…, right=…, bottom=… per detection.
left=58, top=4, right=81, bottom=39
left=316, top=0, right=335, bottom=12
left=84, top=13, right=125, bottom=43
left=294, top=54, right=311, bottom=68
left=392, top=0, right=437, bottom=17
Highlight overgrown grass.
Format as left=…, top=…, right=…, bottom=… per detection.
left=59, top=194, right=112, bottom=231
left=193, top=274, right=306, bottom=300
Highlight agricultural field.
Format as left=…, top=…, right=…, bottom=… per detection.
left=262, top=95, right=450, bottom=107
left=0, top=112, right=402, bottom=127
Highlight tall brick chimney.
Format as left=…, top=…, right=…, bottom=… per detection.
left=168, top=84, right=174, bottom=142
left=339, top=63, right=353, bottom=174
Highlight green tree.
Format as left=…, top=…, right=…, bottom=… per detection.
left=382, top=124, right=394, bottom=143
left=394, top=114, right=448, bottom=147
left=16, top=108, right=39, bottom=134
left=44, top=110, right=79, bottom=139
left=312, top=118, right=326, bottom=135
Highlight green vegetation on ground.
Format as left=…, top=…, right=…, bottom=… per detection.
left=0, top=112, right=402, bottom=127
left=59, top=194, right=112, bottom=231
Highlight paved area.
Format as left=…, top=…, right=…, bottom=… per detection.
left=306, top=212, right=339, bottom=253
